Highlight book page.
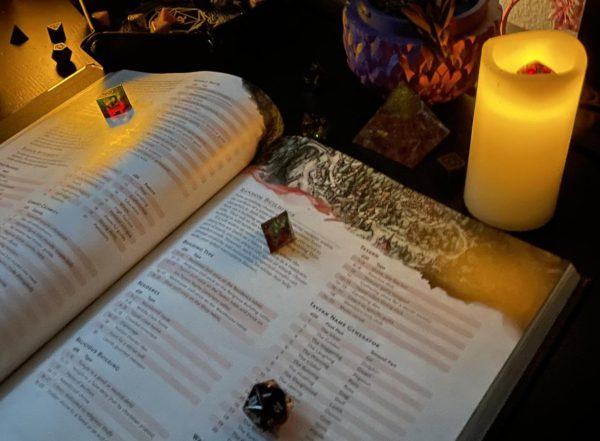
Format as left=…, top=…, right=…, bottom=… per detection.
left=0, top=140, right=530, bottom=441
left=0, top=70, right=266, bottom=381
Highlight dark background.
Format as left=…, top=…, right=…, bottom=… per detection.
left=0, top=0, right=598, bottom=439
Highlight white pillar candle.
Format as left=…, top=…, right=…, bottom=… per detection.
left=464, top=30, right=587, bottom=231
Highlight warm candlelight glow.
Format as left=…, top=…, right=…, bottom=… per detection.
left=464, top=30, right=587, bottom=231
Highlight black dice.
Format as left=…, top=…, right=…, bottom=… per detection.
left=243, top=379, right=292, bottom=431
left=47, top=22, right=66, bottom=43
left=10, top=25, right=28, bottom=45
left=51, top=43, right=72, bottom=65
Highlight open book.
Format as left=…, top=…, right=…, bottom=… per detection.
left=0, top=70, right=580, bottom=441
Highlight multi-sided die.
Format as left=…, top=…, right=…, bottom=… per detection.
left=243, top=379, right=293, bottom=431
left=47, top=22, right=66, bottom=43
left=10, top=25, right=28, bottom=45
left=261, top=211, right=295, bottom=253
left=51, top=43, right=72, bottom=65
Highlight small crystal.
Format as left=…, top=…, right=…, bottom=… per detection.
left=435, top=152, right=466, bottom=190
left=436, top=152, right=466, bottom=173
left=353, top=83, right=449, bottom=168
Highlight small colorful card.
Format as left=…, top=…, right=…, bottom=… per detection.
left=96, top=85, right=133, bottom=121
left=261, top=211, right=295, bottom=253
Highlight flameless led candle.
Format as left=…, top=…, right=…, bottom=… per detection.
left=464, top=30, right=587, bottom=231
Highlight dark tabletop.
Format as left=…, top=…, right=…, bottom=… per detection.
left=0, top=1, right=598, bottom=440
left=0, top=0, right=94, bottom=120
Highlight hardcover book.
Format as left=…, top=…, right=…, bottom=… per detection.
left=0, top=70, right=580, bottom=441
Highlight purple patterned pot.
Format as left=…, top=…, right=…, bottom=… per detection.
left=343, top=0, right=502, bottom=104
